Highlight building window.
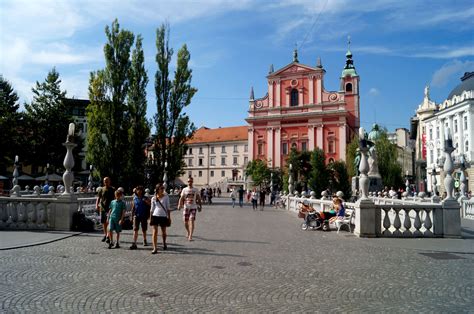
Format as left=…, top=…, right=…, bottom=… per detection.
left=429, top=150, right=434, bottom=164
left=210, top=157, right=215, bottom=166
left=244, top=157, right=248, bottom=165
left=188, top=171, right=192, bottom=177
left=464, top=116, right=468, bottom=130
left=291, top=142, right=297, bottom=150
left=258, top=143, right=263, bottom=155
left=211, top=146, right=215, bottom=154
left=328, top=140, right=335, bottom=154
left=210, top=170, right=214, bottom=177
left=345, top=83, right=352, bottom=92
left=221, top=157, right=226, bottom=165
left=282, top=143, right=288, bottom=155
left=199, top=147, right=203, bottom=154
left=221, top=146, right=226, bottom=153
left=199, top=170, right=202, bottom=177
left=188, top=148, right=193, bottom=155
left=429, top=128, right=433, bottom=140
left=244, top=144, right=248, bottom=152
left=328, top=158, right=335, bottom=163
left=233, top=145, right=238, bottom=153
left=221, top=170, right=225, bottom=177
left=199, top=158, right=203, bottom=166
left=301, top=141, right=307, bottom=152
left=290, top=89, right=298, bottom=106
left=454, top=120, right=458, bottom=133
left=436, top=127, right=440, bottom=139
left=466, top=140, right=469, bottom=153
left=188, top=158, right=193, bottom=166
left=233, top=157, right=238, bottom=165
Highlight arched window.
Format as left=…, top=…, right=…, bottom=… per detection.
left=466, top=140, right=469, bottom=153
left=290, top=89, right=298, bottom=106
left=328, top=158, right=335, bottom=163
left=345, top=83, right=353, bottom=92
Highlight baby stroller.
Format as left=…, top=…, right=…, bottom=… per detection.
left=298, top=202, right=330, bottom=231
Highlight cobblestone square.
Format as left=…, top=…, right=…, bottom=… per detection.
left=1, top=199, right=473, bottom=313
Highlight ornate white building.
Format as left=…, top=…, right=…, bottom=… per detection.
left=417, top=72, right=473, bottom=194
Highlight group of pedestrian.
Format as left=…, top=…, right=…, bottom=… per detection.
left=229, top=186, right=244, bottom=208
left=95, top=176, right=202, bottom=254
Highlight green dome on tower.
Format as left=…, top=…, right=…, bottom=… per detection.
left=368, top=124, right=382, bottom=141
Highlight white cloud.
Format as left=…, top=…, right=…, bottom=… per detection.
left=368, top=88, right=380, bottom=96
left=431, top=60, right=474, bottom=87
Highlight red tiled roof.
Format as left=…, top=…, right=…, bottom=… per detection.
left=187, top=126, right=248, bottom=144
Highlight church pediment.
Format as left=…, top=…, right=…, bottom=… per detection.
left=268, top=62, right=319, bottom=78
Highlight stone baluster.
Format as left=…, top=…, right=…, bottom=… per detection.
left=402, top=209, right=412, bottom=237
left=423, top=208, right=433, bottom=237
left=413, top=210, right=422, bottom=237
left=443, top=127, right=455, bottom=200
left=62, top=123, right=77, bottom=196
left=392, top=208, right=402, bottom=236
left=382, top=208, right=391, bottom=236
left=288, top=164, right=294, bottom=196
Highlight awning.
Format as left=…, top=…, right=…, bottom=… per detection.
left=36, top=173, right=63, bottom=182
left=17, top=174, right=35, bottom=180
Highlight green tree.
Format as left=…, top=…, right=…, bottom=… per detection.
left=24, top=68, right=71, bottom=172
left=0, top=76, right=23, bottom=174
left=152, top=24, right=197, bottom=185
left=308, top=148, right=329, bottom=197
left=328, top=161, right=352, bottom=199
left=375, top=132, right=404, bottom=188
left=87, top=19, right=135, bottom=188
left=127, top=35, right=150, bottom=189
left=346, top=135, right=359, bottom=178
left=245, top=159, right=271, bottom=189
left=285, top=149, right=311, bottom=192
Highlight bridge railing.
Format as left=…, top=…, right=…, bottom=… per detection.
left=461, top=198, right=474, bottom=220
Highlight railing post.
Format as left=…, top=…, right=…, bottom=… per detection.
left=354, top=128, right=378, bottom=237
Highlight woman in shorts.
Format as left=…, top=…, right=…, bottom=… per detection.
left=150, top=183, right=170, bottom=254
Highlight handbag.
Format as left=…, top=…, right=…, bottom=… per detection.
left=156, top=197, right=171, bottom=227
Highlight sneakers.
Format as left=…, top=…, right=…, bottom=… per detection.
left=143, top=240, right=148, bottom=247
left=114, top=243, right=120, bottom=249
left=105, top=237, right=111, bottom=244
left=129, top=243, right=138, bottom=250
left=101, top=236, right=107, bottom=242
left=108, top=242, right=114, bottom=249
left=151, top=249, right=158, bottom=254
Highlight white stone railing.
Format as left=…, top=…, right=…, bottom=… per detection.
left=461, top=198, right=474, bottom=220
left=0, top=197, right=57, bottom=230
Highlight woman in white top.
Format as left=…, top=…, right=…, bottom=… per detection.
left=150, top=183, right=170, bottom=254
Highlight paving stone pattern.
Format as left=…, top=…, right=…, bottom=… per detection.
left=1, top=199, right=473, bottom=313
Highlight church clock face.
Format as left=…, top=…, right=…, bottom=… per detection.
left=255, top=101, right=262, bottom=109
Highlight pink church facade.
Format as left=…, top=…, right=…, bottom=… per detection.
left=246, top=50, right=360, bottom=169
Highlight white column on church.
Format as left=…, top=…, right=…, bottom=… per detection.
left=276, top=80, right=281, bottom=107
left=309, top=76, right=314, bottom=104
left=308, top=125, right=315, bottom=150
left=248, top=129, right=254, bottom=161
left=316, top=125, right=323, bottom=149
left=267, top=127, right=274, bottom=167
left=275, top=128, right=281, bottom=167
left=339, top=123, right=347, bottom=161
left=316, top=77, right=322, bottom=104
left=268, top=81, right=274, bottom=108
left=467, top=109, right=474, bottom=161
left=298, top=88, right=303, bottom=105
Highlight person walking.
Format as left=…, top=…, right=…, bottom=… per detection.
left=107, top=189, right=126, bottom=249
left=251, top=188, right=258, bottom=210
left=178, top=177, right=202, bottom=241
left=230, top=188, right=237, bottom=208
left=238, top=186, right=244, bottom=208
left=259, top=189, right=266, bottom=211
left=129, top=186, right=151, bottom=250
left=96, top=177, right=115, bottom=243
left=150, top=183, right=170, bottom=254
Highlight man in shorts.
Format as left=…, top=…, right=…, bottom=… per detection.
left=178, top=177, right=202, bottom=241
left=96, top=177, right=115, bottom=243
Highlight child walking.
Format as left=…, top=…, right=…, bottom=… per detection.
left=108, top=190, right=126, bottom=249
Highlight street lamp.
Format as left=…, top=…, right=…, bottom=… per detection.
left=163, top=161, right=168, bottom=192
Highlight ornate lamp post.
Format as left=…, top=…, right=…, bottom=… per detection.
left=62, top=123, right=77, bottom=195
left=12, top=155, right=19, bottom=187
left=88, top=165, right=93, bottom=192
left=288, top=163, right=294, bottom=196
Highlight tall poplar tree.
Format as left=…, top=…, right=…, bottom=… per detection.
left=87, top=19, right=135, bottom=187
left=308, top=148, right=329, bottom=197
left=24, top=68, right=71, bottom=172
left=153, top=24, right=197, bottom=185
left=127, top=34, right=150, bottom=188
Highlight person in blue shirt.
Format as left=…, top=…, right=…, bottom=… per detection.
left=108, top=190, right=126, bottom=249
left=130, top=186, right=151, bottom=250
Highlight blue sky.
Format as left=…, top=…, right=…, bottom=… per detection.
left=1, top=0, right=473, bottom=133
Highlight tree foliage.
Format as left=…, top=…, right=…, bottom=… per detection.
left=152, top=23, right=197, bottom=186
left=328, top=161, right=352, bottom=198
left=286, top=149, right=311, bottom=192
left=346, top=135, right=359, bottom=178
left=24, top=68, right=72, bottom=172
left=0, top=76, right=23, bottom=174
left=87, top=19, right=149, bottom=190
left=308, top=148, right=329, bottom=197
left=245, top=159, right=271, bottom=189
left=375, top=132, right=404, bottom=188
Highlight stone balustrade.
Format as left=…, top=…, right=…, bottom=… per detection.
left=461, top=198, right=474, bottom=220
left=0, top=197, right=56, bottom=230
